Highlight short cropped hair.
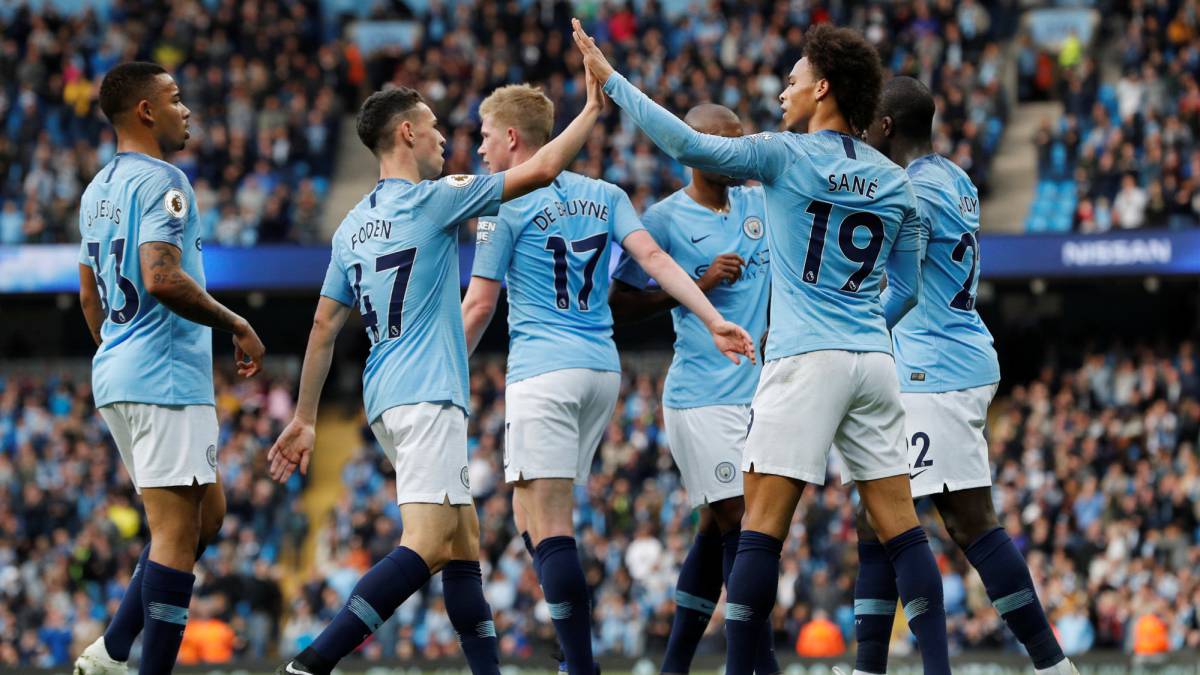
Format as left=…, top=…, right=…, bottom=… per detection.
left=880, top=76, right=936, bottom=141
left=479, top=84, right=555, bottom=147
left=99, top=62, right=168, bottom=122
left=356, top=86, right=425, bottom=155
left=803, top=25, right=884, bottom=135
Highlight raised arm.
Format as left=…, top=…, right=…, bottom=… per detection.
left=141, top=241, right=265, bottom=377
left=501, top=68, right=606, bottom=202
left=268, top=296, right=352, bottom=482
left=622, top=229, right=755, bottom=364
left=78, top=264, right=104, bottom=346
left=572, top=19, right=792, bottom=183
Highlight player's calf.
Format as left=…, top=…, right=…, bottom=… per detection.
left=139, top=484, right=208, bottom=675
left=857, top=475, right=949, bottom=675
left=934, top=488, right=1069, bottom=673
left=851, top=505, right=898, bottom=675
left=443, top=505, right=500, bottom=675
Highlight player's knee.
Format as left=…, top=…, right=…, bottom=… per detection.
left=199, top=504, right=225, bottom=545
left=707, top=497, right=745, bottom=534
left=939, top=508, right=994, bottom=550
left=855, top=506, right=880, bottom=543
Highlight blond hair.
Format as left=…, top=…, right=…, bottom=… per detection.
left=479, top=84, right=555, bottom=147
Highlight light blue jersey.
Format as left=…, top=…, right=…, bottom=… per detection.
left=471, top=171, right=644, bottom=384
left=78, top=152, right=213, bottom=407
left=604, top=73, right=924, bottom=362
left=321, top=173, right=504, bottom=422
left=612, top=185, right=769, bottom=408
left=893, top=155, right=999, bottom=393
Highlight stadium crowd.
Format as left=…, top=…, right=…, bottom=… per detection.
left=1031, top=0, right=1200, bottom=232
left=0, top=369, right=303, bottom=667
left=297, top=345, right=1200, bottom=664
left=0, top=0, right=348, bottom=246
left=1, top=0, right=1012, bottom=246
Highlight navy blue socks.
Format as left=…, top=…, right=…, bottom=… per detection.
left=721, top=529, right=779, bottom=675
left=723, top=531, right=782, bottom=675
left=138, top=560, right=194, bottom=675
left=853, top=540, right=899, bottom=674
left=535, top=536, right=594, bottom=674
left=883, top=527, right=949, bottom=675
left=965, top=527, right=1065, bottom=669
left=662, top=531, right=724, bottom=672
left=309, top=546, right=431, bottom=668
left=104, top=544, right=149, bottom=661
left=443, top=560, right=500, bottom=675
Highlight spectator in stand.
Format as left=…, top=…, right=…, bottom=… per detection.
left=1113, top=173, right=1149, bottom=229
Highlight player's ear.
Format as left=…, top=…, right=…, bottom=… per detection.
left=813, top=77, right=829, bottom=102
left=506, top=127, right=519, bottom=152
left=397, top=119, right=415, bottom=147
left=136, top=98, right=155, bottom=126
left=882, top=115, right=894, bottom=139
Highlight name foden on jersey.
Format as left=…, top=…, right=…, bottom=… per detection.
left=352, top=219, right=392, bottom=249
left=532, top=199, right=610, bottom=231
left=827, top=173, right=880, bottom=199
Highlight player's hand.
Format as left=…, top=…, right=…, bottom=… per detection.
left=708, top=319, right=756, bottom=365
left=572, top=18, right=615, bottom=85
left=232, top=320, right=265, bottom=378
left=697, top=253, right=745, bottom=292
left=268, top=419, right=315, bottom=482
left=583, top=63, right=608, bottom=114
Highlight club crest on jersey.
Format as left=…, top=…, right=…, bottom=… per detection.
left=715, top=461, right=737, bottom=483
left=164, top=188, right=188, bottom=218
left=206, top=444, right=217, bottom=468
left=742, top=216, right=764, bottom=240
left=460, top=466, right=471, bottom=489
left=445, top=174, right=476, bottom=189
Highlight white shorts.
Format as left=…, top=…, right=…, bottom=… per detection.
left=744, top=350, right=907, bottom=484
left=504, top=368, right=621, bottom=485
left=902, top=384, right=998, bottom=498
left=370, top=402, right=472, bottom=506
left=664, top=405, right=748, bottom=509
left=99, top=403, right=219, bottom=494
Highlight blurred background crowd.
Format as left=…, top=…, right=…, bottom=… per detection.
left=1027, top=0, right=1200, bottom=232
left=0, top=0, right=1015, bottom=245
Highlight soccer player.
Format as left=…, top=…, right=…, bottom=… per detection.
left=607, top=103, right=778, bottom=674
left=573, top=20, right=952, bottom=675
left=461, top=85, right=756, bottom=675
left=264, top=73, right=632, bottom=675
left=72, top=62, right=266, bottom=675
left=851, top=76, right=1078, bottom=675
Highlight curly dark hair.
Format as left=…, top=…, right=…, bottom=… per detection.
left=802, top=24, right=884, bottom=135
left=356, top=86, right=425, bottom=155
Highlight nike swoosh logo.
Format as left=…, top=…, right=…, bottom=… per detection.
left=286, top=663, right=313, bottom=675
left=691, top=234, right=712, bottom=243
left=909, top=469, right=930, bottom=480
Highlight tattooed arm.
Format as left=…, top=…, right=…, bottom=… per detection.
left=140, top=241, right=266, bottom=377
